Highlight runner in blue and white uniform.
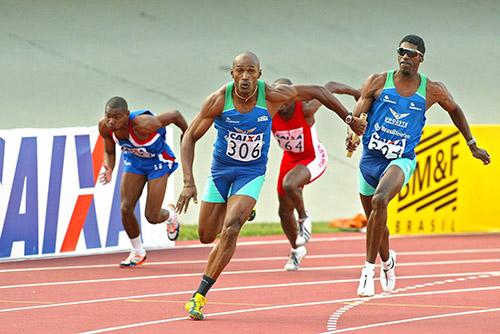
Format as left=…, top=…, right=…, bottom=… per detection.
left=177, top=51, right=367, bottom=320
left=347, top=35, right=491, bottom=297
left=98, top=97, right=187, bottom=267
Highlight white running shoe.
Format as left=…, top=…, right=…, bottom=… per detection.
left=357, top=266, right=375, bottom=297
left=380, top=250, right=397, bottom=292
left=119, top=251, right=147, bottom=268
left=284, top=246, right=307, bottom=271
left=296, top=215, right=312, bottom=247
left=166, top=204, right=180, bottom=241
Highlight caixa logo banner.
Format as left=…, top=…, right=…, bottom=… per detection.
left=0, top=127, right=175, bottom=260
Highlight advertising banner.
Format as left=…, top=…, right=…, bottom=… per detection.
left=0, top=126, right=175, bottom=260
left=388, top=125, right=500, bottom=234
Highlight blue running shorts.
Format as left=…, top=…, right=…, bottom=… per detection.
left=202, top=159, right=266, bottom=203
left=358, top=152, right=416, bottom=196
left=123, top=152, right=178, bottom=180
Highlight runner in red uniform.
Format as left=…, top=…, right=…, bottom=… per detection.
left=272, top=78, right=359, bottom=270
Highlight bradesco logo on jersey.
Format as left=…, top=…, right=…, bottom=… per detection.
left=225, top=127, right=263, bottom=162
left=384, top=108, right=409, bottom=128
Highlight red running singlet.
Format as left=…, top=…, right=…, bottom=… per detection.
left=272, top=102, right=328, bottom=195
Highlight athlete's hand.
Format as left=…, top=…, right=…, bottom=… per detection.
left=349, top=116, right=367, bottom=136
left=469, top=145, right=491, bottom=165
left=345, top=131, right=361, bottom=153
left=98, top=164, right=112, bottom=185
left=176, top=185, right=198, bottom=214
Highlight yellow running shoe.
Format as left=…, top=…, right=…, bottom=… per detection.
left=184, top=293, right=206, bottom=320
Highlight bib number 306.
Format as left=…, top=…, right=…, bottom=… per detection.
left=226, top=132, right=263, bottom=162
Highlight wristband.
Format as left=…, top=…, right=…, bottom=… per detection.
left=466, top=138, right=476, bottom=146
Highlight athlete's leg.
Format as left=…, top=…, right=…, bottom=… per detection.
left=144, top=173, right=170, bottom=224
left=365, top=165, right=404, bottom=263
left=281, top=165, right=311, bottom=219
left=198, top=201, right=227, bottom=244
left=204, top=195, right=255, bottom=279
left=120, top=172, right=147, bottom=238
left=278, top=194, right=298, bottom=248
left=360, top=194, right=390, bottom=262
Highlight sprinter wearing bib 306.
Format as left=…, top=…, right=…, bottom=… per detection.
left=176, top=51, right=367, bottom=320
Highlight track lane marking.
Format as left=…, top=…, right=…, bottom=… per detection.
left=2, top=259, right=499, bottom=290
left=1, top=271, right=498, bottom=313
left=326, top=272, right=500, bottom=332
left=322, top=308, right=500, bottom=333
left=78, top=286, right=500, bottom=334
left=2, top=248, right=500, bottom=273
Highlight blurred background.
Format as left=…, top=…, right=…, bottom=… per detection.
left=1, top=0, right=499, bottom=224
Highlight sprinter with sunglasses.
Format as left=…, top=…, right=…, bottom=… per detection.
left=346, top=34, right=491, bottom=297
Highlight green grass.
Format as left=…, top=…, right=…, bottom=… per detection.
left=178, top=222, right=348, bottom=241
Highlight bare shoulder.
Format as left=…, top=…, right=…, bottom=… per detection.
left=201, top=84, right=226, bottom=118
left=426, top=78, right=449, bottom=97
left=365, top=72, right=386, bottom=90
left=98, top=118, right=111, bottom=137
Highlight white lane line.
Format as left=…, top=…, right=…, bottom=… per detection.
left=79, top=286, right=500, bottom=334
left=1, top=271, right=499, bottom=313
left=326, top=272, right=498, bottom=332
left=322, top=308, right=500, bottom=334
left=2, top=248, right=500, bottom=273
left=2, top=258, right=500, bottom=290
left=0, top=236, right=367, bottom=263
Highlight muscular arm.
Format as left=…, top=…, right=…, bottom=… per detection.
left=98, top=120, right=116, bottom=169
left=132, top=110, right=188, bottom=135
left=353, top=74, right=383, bottom=117
left=157, top=110, right=189, bottom=133
left=267, top=83, right=366, bottom=135
left=427, top=80, right=491, bottom=164
left=346, top=74, right=384, bottom=152
left=176, top=88, right=225, bottom=212
left=305, top=81, right=360, bottom=115
left=267, top=83, right=350, bottom=120
left=98, top=119, right=116, bottom=184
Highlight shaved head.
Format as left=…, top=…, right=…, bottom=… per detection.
left=105, top=96, right=128, bottom=111
left=232, top=51, right=260, bottom=68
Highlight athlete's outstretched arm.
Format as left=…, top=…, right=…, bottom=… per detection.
left=176, top=90, right=225, bottom=213
left=305, top=81, right=360, bottom=115
left=157, top=110, right=188, bottom=133
left=268, top=84, right=366, bottom=135
left=98, top=120, right=116, bottom=185
left=132, top=110, right=188, bottom=136
left=325, top=81, right=361, bottom=100
left=428, top=80, right=491, bottom=164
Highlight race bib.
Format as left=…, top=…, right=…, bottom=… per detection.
left=274, top=127, right=304, bottom=153
left=368, top=132, right=405, bottom=159
left=226, top=131, right=263, bottom=162
left=121, top=146, right=155, bottom=158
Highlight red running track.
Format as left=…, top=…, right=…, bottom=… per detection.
left=0, top=232, right=499, bottom=333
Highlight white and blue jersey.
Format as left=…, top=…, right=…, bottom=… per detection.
left=113, top=110, right=178, bottom=180
left=202, top=80, right=271, bottom=203
left=359, top=70, right=427, bottom=194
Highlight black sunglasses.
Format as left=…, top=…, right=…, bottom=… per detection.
left=396, top=47, right=424, bottom=58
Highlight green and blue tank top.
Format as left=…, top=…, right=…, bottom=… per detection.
left=362, top=70, right=427, bottom=160
left=212, top=79, right=272, bottom=167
